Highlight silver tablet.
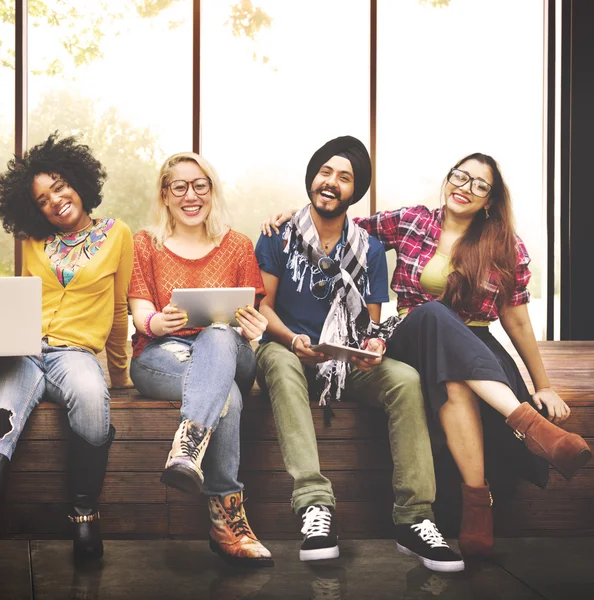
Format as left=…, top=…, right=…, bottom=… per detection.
left=170, top=287, right=256, bottom=328
left=311, top=342, right=381, bottom=363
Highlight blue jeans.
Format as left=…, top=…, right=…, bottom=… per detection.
left=0, top=342, right=111, bottom=460
left=130, top=325, right=255, bottom=497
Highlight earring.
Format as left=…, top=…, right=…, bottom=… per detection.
left=484, top=207, right=490, bottom=219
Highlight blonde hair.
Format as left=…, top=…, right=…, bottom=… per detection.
left=147, top=152, right=231, bottom=248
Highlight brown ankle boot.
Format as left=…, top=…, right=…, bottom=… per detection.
left=209, top=491, right=274, bottom=567
left=458, top=482, right=494, bottom=559
left=506, top=403, right=592, bottom=480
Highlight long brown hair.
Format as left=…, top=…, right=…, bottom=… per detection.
left=441, top=153, right=518, bottom=314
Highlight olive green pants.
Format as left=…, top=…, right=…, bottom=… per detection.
left=256, top=341, right=436, bottom=525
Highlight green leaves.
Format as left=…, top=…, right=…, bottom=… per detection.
left=225, top=0, right=272, bottom=41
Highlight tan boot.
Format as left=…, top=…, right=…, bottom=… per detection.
left=209, top=491, right=274, bottom=567
left=160, top=419, right=212, bottom=494
left=458, top=482, right=494, bottom=559
left=506, top=403, right=592, bottom=480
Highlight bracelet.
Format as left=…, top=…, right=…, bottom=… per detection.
left=290, top=334, right=303, bottom=352
left=144, top=311, right=159, bottom=339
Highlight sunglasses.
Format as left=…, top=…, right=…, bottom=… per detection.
left=311, top=256, right=341, bottom=299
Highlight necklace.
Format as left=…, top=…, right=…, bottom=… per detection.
left=321, top=236, right=340, bottom=252
left=71, top=218, right=94, bottom=233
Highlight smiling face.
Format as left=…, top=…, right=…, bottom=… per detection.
left=32, top=173, right=91, bottom=233
left=309, top=155, right=355, bottom=219
left=444, top=158, right=493, bottom=219
left=162, top=160, right=212, bottom=230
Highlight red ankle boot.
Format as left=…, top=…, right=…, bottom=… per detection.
left=458, top=482, right=494, bottom=559
left=506, top=403, right=592, bottom=480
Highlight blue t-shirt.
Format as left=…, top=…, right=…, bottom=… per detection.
left=255, top=222, right=389, bottom=345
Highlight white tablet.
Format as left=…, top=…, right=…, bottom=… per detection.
left=171, top=287, right=256, bottom=328
left=311, top=342, right=381, bottom=363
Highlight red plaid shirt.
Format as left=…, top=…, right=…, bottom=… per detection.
left=354, top=205, right=531, bottom=323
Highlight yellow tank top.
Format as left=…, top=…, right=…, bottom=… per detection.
left=398, top=251, right=490, bottom=327
left=419, top=251, right=451, bottom=298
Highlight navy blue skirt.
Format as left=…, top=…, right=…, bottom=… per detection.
left=385, top=301, right=549, bottom=534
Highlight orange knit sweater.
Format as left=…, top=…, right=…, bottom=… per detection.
left=129, top=229, right=265, bottom=357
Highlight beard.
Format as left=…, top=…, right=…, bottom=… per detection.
left=309, top=185, right=352, bottom=219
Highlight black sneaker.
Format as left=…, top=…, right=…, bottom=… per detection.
left=299, top=505, right=339, bottom=561
left=395, top=519, right=465, bottom=573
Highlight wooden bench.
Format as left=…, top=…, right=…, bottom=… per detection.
left=1, top=341, right=593, bottom=539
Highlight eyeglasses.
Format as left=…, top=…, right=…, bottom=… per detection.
left=311, top=256, right=341, bottom=300
left=447, top=169, right=492, bottom=198
left=165, top=178, right=211, bottom=197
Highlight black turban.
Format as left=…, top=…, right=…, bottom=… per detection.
left=305, top=135, right=372, bottom=204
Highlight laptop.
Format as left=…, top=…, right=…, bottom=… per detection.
left=0, top=276, right=42, bottom=356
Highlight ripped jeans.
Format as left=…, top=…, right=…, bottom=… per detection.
left=0, top=342, right=111, bottom=460
left=129, top=325, right=255, bottom=497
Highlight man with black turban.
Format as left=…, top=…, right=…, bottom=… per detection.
left=254, top=136, right=464, bottom=572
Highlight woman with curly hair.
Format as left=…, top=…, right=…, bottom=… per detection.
left=0, top=133, right=133, bottom=560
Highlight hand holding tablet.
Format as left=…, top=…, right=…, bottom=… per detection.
left=310, top=341, right=382, bottom=363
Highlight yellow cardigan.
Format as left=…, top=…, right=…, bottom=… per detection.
left=22, top=219, right=133, bottom=387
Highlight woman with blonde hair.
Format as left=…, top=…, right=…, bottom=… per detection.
left=128, top=152, right=273, bottom=567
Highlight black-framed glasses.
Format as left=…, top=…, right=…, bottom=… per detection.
left=447, top=169, right=492, bottom=198
left=311, top=256, right=341, bottom=300
left=165, top=178, right=211, bottom=197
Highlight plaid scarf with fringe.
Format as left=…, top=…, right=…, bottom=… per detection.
left=283, top=206, right=374, bottom=416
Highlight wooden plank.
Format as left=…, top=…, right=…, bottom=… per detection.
left=9, top=439, right=395, bottom=472
left=8, top=468, right=592, bottom=508
left=494, top=498, right=594, bottom=534
left=10, top=441, right=170, bottom=472
left=239, top=440, right=393, bottom=471
left=10, top=437, right=593, bottom=474
left=0, top=504, right=168, bottom=536
left=21, top=408, right=180, bottom=441
left=18, top=402, right=594, bottom=443
left=172, top=497, right=594, bottom=539
left=4, top=472, right=165, bottom=504
left=2, top=497, right=592, bottom=539
left=513, top=469, right=594, bottom=500
left=21, top=407, right=391, bottom=442
left=240, top=408, right=389, bottom=440
left=166, top=470, right=395, bottom=504
left=168, top=501, right=396, bottom=539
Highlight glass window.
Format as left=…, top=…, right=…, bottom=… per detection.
left=377, top=0, right=545, bottom=340
left=201, top=0, right=370, bottom=244
left=27, top=0, right=193, bottom=235
left=0, top=1, right=15, bottom=275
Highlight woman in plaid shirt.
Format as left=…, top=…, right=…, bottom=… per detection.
left=262, top=152, right=591, bottom=561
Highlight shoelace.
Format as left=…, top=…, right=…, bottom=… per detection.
left=225, top=497, right=252, bottom=538
left=301, top=506, right=332, bottom=538
left=180, top=423, right=204, bottom=460
left=410, top=519, right=449, bottom=548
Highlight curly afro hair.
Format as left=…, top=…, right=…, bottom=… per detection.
left=0, top=132, right=107, bottom=239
